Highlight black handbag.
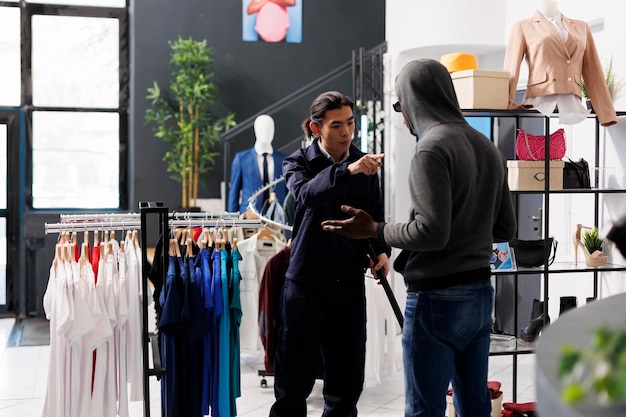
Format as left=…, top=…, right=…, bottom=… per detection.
left=509, top=237, right=557, bottom=268
left=563, top=157, right=591, bottom=189
left=393, top=249, right=411, bottom=274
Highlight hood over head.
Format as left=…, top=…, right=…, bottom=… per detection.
left=394, top=59, right=466, bottom=137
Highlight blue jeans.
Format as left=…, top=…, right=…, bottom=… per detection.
left=402, top=279, right=494, bottom=417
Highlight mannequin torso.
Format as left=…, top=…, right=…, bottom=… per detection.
left=503, top=5, right=617, bottom=126
left=253, top=114, right=275, bottom=155
left=539, top=0, right=559, bottom=19
left=227, top=114, right=288, bottom=212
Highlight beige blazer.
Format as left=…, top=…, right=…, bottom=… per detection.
left=504, top=12, right=617, bottom=126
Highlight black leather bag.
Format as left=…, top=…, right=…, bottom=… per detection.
left=563, top=157, right=591, bottom=189
left=393, top=249, right=410, bottom=274
left=509, top=237, right=557, bottom=268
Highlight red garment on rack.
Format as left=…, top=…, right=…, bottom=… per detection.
left=258, top=245, right=290, bottom=374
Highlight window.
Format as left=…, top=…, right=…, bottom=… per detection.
left=32, top=111, right=120, bottom=208
left=27, top=0, right=125, bottom=7
left=32, top=15, right=119, bottom=108
left=25, top=4, right=128, bottom=209
left=0, top=125, right=6, bottom=209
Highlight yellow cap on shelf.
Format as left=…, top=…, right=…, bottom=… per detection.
left=440, top=52, right=478, bottom=73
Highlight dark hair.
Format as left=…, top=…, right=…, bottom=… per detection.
left=301, top=91, right=354, bottom=139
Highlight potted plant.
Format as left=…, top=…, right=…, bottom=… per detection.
left=145, top=36, right=236, bottom=210
left=583, top=226, right=604, bottom=254
left=574, top=224, right=608, bottom=267
left=581, top=57, right=622, bottom=110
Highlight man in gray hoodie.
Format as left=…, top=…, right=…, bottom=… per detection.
left=322, top=58, right=516, bottom=417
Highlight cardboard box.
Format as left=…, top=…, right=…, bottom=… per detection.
left=451, top=69, right=509, bottom=109
left=507, top=160, right=565, bottom=191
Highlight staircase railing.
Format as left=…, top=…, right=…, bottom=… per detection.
left=221, top=42, right=387, bottom=209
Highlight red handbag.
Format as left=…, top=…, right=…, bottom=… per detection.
left=515, top=128, right=566, bottom=161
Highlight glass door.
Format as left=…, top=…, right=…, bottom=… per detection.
left=0, top=113, right=19, bottom=315
left=0, top=122, right=8, bottom=313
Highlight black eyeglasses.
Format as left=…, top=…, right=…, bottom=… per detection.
left=393, top=101, right=401, bottom=112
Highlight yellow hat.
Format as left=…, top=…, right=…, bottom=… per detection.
left=440, top=52, right=478, bottom=73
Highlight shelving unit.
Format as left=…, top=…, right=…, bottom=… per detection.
left=464, top=108, right=626, bottom=402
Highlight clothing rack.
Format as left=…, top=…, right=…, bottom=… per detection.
left=44, top=216, right=260, bottom=234
left=44, top=205, right=263, bottom=417
left=59, top=211, right=241, bottom=221
left=139, top=202, right=169, bottom=417
left=137, top=202, right=262, bottom=417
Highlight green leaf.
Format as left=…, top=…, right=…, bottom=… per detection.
left=559, top=325, right=626, bottom=405
left=562, top=384, right=585, bottom=403
left=558, top=345, right=582, bottom=377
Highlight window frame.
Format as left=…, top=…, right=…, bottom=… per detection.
left=17, top=1, right=129, bottom=210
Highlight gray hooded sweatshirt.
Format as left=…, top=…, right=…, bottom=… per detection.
left=379, top=59, right=516, bottom=290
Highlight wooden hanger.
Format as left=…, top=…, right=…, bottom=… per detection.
left=208, top=228, right=215, bottom=247
left=169, top=238, right=181, bottom=257
left=240, top=207, right=259, bottom=220
left=186, top=236, right=193, bottom=256
left=222, top=225, right=230, bottom=246
left=174, top=238, right=181, bottom=257
left=63, top=242, right=72, bottom=262
left=199, top=228, right=209, bottom=249
left=125, top=230, right=133, bottom=247
left=79, top=242, right=90, bottom=272
left=53, top=243, right=63, bottom=268
left=186, top=226, right=193, bottom=247
left=132, top=229, right=139, bottom=247
left=70, top=232, right=78, bottom=260
left=168, top=239, right=176, bottom=257
left=256, top=226, right=275, bottom=242
left=215, top=227, right=225, bottom=251
left=233, top=237, right=238, bottom=250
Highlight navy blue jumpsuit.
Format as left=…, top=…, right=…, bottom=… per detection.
left=270, top=141, right=389, bottom=417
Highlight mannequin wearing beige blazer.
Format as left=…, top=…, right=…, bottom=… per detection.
left=504, top=11, right=617, bottom=127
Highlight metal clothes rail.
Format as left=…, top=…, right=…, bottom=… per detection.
left=246, top=176, right=293, bottom=232
left=44, top=215, right=260, bottom=234
left=45, top=205, right=263, bottom=417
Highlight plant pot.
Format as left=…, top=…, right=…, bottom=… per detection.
left=585, top=250, right=608, bottom=267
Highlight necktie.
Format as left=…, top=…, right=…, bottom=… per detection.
left=262, top=153, right=270, bottom=204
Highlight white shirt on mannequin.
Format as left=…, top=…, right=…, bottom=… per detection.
left=253, top=114, right=275, bottom=181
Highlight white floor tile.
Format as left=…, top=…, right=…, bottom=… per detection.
left=0, top=318, right=537, bottom=416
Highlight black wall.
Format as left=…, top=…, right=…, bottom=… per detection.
left=18, top=1, right=385, bottom=317
left=130, top=0, right=386, bottom=210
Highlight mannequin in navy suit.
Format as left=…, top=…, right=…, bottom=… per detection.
left=228, top=115, right=288, bottom=213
